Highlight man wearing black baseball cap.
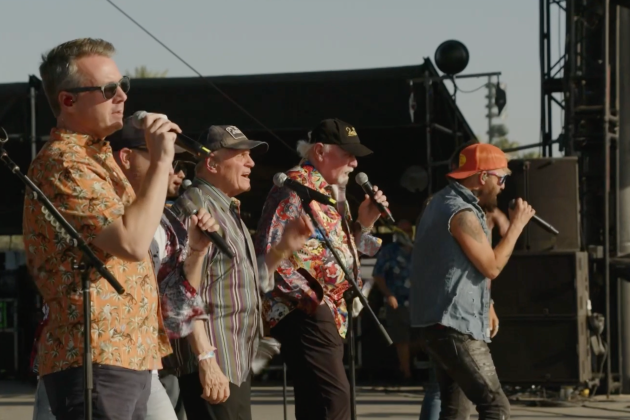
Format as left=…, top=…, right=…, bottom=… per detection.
left=109, top=117, right=190, bottom=200
left=308, top=118, right=373, bottom=157
left=109, top=116, right=220, bottom=420
left=255, top=118, right=388, bottom=420
left=172, top=124, right=313, bottom=420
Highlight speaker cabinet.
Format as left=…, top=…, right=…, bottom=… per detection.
left=491, top=315, right=591, bottom=384
left=490, top=251, right=592, bottom=384
left=498, top=157, right=580, bottom=252
left=491, top=251, right=589, bottom=317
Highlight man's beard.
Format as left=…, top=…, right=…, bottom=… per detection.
left=336, top=174, right=350, bottom=186
left=479, top=193, right=499, bottom=212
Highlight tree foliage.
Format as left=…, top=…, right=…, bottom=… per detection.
left=485, top=136, right=541, bottom=159
left=125, top=66, right=168, bottom=79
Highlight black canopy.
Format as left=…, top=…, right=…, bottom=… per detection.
left=0, top=58, right=475, bottom=234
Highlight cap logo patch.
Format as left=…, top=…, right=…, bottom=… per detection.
left=345, top=126, right=357, bottom=137
left=225, top=126, right=246, bottom=140
left=459, top=153, right=467, bottom=167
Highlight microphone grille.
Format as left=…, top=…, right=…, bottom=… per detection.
left=178, top=195, right=199, bottom=217
left=355, top=172, right=369, bottom=185
left=273, top=173, right=288, bottom=188
left=182, top=180, right=192, bottom=190
left=131, top=111, right=147, bottom=129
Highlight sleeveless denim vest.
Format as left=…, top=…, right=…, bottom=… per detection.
left=410, top=182, right=492, bottom=342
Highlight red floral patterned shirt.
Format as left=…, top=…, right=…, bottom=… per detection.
left=254, top=162, right=382, bottom=337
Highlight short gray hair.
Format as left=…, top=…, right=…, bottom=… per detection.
left=296, top=139, right=330, bottom=159
left=195, top=148, right=227, bottom=176
left=39, top=38, right=116, bottom=117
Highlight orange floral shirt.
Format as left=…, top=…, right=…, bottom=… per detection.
left=23, top=128, right=172, bottom=376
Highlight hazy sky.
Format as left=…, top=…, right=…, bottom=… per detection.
left=0, top=0, right=561, bottom=152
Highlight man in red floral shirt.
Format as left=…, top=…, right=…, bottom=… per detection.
left=255, top=118, right=388, bottom=420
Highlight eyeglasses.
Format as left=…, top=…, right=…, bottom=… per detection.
left=65, top=76, right=130, bottom=100
left=486, top=171, right=509, bottom=186
left=173, top=160, right=196, bottom=177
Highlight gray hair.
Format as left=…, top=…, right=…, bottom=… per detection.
left=296, top=132, right=330, bottom=160
left=194, top=148, right=228, bottom=177
left=39, top=38, right=116, bottom=117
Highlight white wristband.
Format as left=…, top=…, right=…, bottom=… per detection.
left=198, top=350, right=216, bottom=362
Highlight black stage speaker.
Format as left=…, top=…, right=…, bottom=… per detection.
left=498, top=157, right=580, bottom=252
left=490, top=251, right=592, bottom=384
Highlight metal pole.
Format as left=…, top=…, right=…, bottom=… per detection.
left=78, top=263, right=93, bottom=420
left=613, top=2, right=630, bottom=395
left=486, top=76, right=493, bottom=144
left=408, top=71, right=502, bottom=83
left=424, top=72, right=432, bottom=196
left=347, top=303, right=357, bottom=420
left=282, top=363, right=288, bottom=420
left=545, top=0, right=552, bottom=157
left=29, top=85, right=37, bottom=161
left=604, top=0, right=613, bottom=397
left=538, top=0, right=547, bottom=155
left=13, top=300, right=18, bottom=373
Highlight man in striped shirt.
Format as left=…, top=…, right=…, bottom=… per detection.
left=169, top=125, right=313, bottom=420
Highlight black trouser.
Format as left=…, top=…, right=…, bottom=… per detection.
left=272, top=304, right=350, bottom=420
left=178, top=371, right=252, bottom=420
left=418, top=326, right=510, bottom=420
left=43, top=364, right=151, bottom=420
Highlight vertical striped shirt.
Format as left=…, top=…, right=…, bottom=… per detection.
left=165, top=178, right=268, bottom=385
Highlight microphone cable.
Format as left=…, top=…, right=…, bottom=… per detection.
left=104, top=0, right=297, bottom=155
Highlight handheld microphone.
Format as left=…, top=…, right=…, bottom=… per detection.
left=178, top=179, right=192, bottom=196
left=354, top=172, right=395, bottom=225
left=508, top=199, right=560, bottom=236
left=273, top=173, right=337, bottom=207
left=178, top=196, right=235, bottom=259
left=131, top=111, right=211, bottom=160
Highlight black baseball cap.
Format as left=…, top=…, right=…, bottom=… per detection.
left=108, top=116, right=186, bottom=154
left=309, top=118, right=372, bottom=157
left=199, top=125, right=268, bottom=154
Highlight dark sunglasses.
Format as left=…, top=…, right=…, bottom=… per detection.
left=127, top=148, right=194, bottom=176
left=65, top=76, right=130, bottom=100
left=486, top=171, right=509, bottom=186
left=173, top=160, right=196, bottom=176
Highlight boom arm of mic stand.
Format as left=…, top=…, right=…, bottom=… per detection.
left=299, top=196, right=392, bottom=347
left=0, top=145, right=124, bottom=294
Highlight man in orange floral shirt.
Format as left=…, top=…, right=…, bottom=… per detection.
left=23, top=38, right=181, bottom=420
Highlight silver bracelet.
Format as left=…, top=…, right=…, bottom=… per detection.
left=359, top=223, right=373, bottom=234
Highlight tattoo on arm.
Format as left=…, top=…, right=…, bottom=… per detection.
left=456, top=210, right=484, bottom=244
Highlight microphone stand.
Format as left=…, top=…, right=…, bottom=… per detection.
left=299, top=195, right=392, bottom=420
left=0, top=131, right=124, bottom=420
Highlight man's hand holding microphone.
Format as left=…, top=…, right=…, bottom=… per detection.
left=507, top=198, right=536, bottom=233
left=141, top=112, right=181, bottom=169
